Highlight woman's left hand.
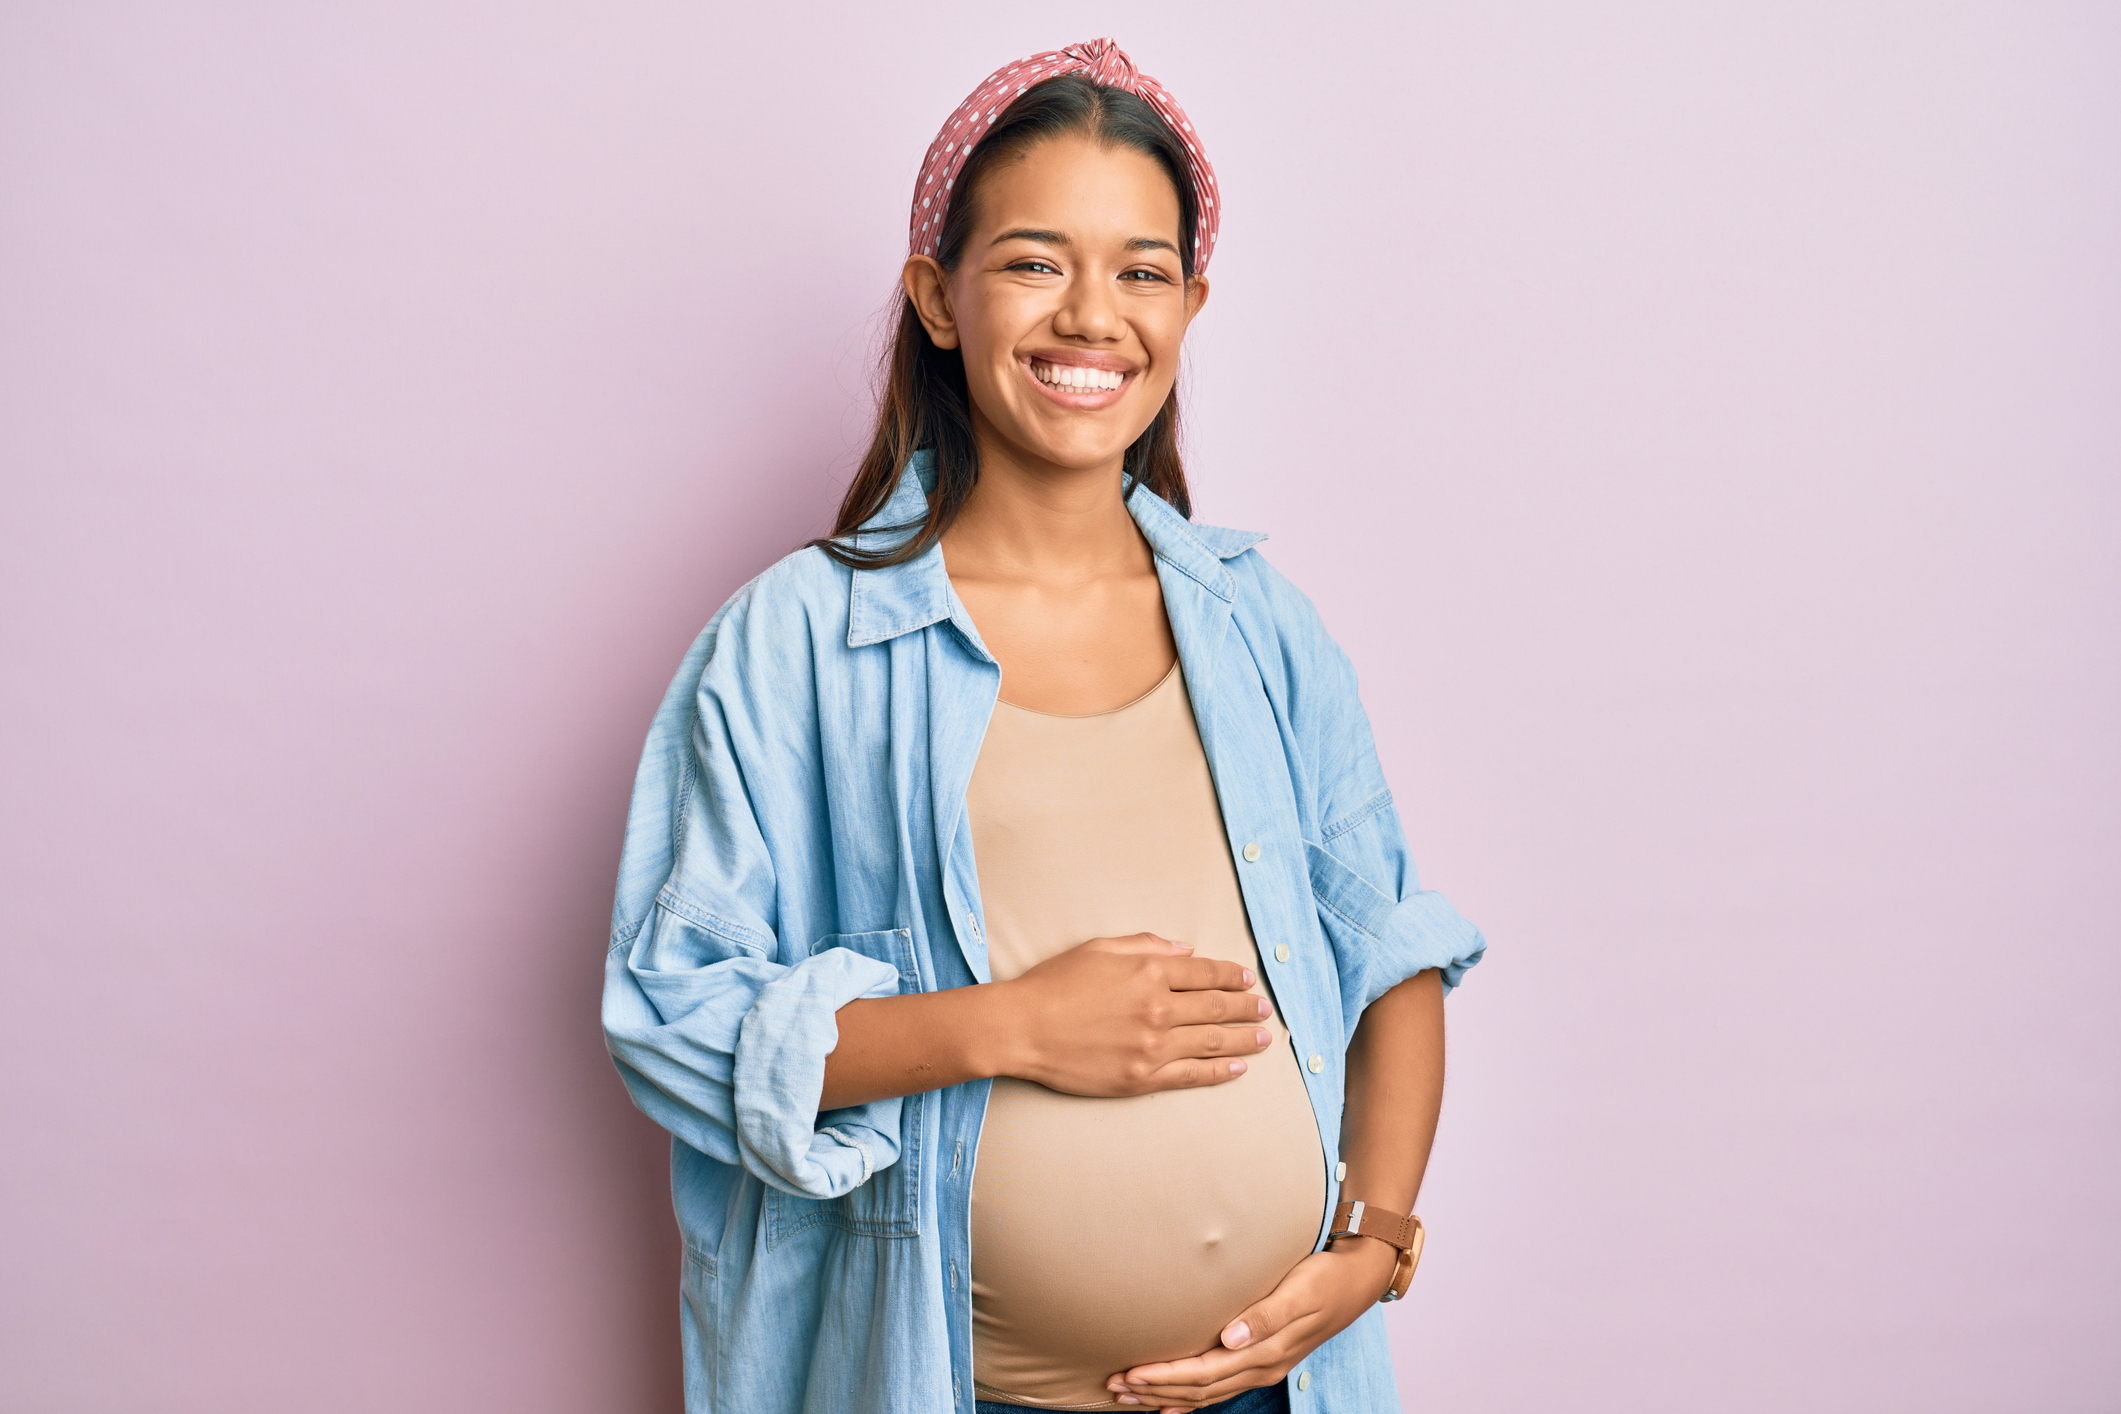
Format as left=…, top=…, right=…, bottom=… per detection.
left=1103, top=1239, right=1400, bottom=1409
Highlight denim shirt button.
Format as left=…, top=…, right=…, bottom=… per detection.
left=1242, top=841, right=1261, bottom=862
left=1274, top=944, right=1290, bottom=963
left=1307, top=1054, right=1324, bottom=1073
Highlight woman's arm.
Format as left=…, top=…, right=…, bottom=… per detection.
left=1108, top=968, right=1445, bottom=1409
left=1336, top=964, right=1446, bottom=1216
left=820, top=932, right=1275, bottom=1111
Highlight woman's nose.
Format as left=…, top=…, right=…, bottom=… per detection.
left=1051, top=276, right=1121, bottom=341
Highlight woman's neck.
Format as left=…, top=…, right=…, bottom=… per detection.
left=941, top=428, right=1145, bottom=585
left=939, top=424, right=1175, bottom=714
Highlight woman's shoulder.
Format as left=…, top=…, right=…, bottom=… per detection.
left=668, top=543, right=861, bottom=702
left=699, top=542, right=854, bottom=641
left=1202, top=530, right=1336, bottom=649
left=1191, top=527, right=1368, bottom=720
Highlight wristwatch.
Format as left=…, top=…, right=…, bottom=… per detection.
left=1326, top=1198, right=1425, bottom=1303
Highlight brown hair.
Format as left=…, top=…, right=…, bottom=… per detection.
left=809, top=74, right=1200, bottom=569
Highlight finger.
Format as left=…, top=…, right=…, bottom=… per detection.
left=1104, top=1389, right=1209, bottom=1411
left=1089, top=931, right=1192, bottom=955
left=1160, top=988, right=1271, bottom=1027
left=1116, top=1381, right=1240, bottom=1409
left=1119, top=1376, right=1255, bottom=1409
left=1119, top=1266, right=1332, bottom=1402
left=1115, top=1290, right=1306, bottom=1399
left=1118, top=1329, right=1311, bottom=1405
left=1144, top=1055, right=1251, bottom=1090
left=1216, top=1284, right=1299, bottom=1354
left=1162, top=1021, right=1274, bottom=1061
left=1164, top=956, right=1256, bottom=993
left=1111, top=1345, right=1254, bottom=1393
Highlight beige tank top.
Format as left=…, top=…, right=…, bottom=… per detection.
left=966, top=661, right=1328, bottom=1410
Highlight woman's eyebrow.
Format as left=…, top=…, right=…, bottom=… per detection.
left=990, top=227, right=1071, bottom=248
left=989, top=228, right=1179, bottom=256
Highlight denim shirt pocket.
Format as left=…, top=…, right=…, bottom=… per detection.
left=1303, top=842, right=1396, bottom=942
left=767, top=929, right=925, bottom=1247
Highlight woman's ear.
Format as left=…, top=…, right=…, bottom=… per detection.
left=902, top=256, right=959, bottom=350
left=1183, top=273, right=1211, bottom=329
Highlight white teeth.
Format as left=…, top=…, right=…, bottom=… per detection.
left=1033, top=360, right=1124, bottom=392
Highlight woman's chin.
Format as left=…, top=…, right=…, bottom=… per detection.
left=1021, top=440, right=1143, bottom=475
left=1001, top=413, right=1150, bottom=473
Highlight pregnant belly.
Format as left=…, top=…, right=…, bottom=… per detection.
left=970, top=1042, right=1327, bottom=1408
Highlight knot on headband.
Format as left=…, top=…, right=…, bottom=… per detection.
left=908, top=38, right=1221, bottom=272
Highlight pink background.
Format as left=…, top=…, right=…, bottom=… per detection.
left=3, top=4, right=2115, bottom=1410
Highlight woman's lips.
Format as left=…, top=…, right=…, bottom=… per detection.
left=1022, top=356, right=1133, bottom=409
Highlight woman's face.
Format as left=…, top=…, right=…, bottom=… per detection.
left=905, top=133, right=1209, bottom=475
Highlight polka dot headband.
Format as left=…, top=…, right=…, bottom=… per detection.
left=908, top=37, right=1221, bottom=273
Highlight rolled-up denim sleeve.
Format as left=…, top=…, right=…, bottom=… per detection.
left=601, top=584, right=903, bottom=1201
left=604, top=907, right=901, bottom=1199
left=1306, top=794, right=1487, bottom=1019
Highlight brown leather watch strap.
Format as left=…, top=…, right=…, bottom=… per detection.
left=1327, top=1198, right=1419, bottom=1253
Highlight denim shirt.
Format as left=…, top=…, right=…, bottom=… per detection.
left=603, top=454, right=1487, bottom=1414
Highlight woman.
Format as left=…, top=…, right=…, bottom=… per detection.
left=604, top=39, right=1486, bottom=1414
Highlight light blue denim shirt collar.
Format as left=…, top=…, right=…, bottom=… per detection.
left=844, top=450, right=1268, bottom=653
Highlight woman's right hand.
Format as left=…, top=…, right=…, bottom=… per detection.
left=995, top=932, right=1273, bottom=1096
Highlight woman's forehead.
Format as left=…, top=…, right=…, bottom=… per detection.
left=976, top=136, right=1182, bottom=242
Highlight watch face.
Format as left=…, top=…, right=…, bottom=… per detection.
left=1385, top=1241, right=1420, bottom=1302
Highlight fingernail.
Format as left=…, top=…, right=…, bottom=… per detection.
left=1242, top=968, right=1255, bottom=985
left=1256, top=997, right=1269, bottom=1017
left=1229, top=1059, right=1247, bottom=1075
left=1224, top=1320, right=1251, bottom=1348
left=1256, top=1029, right=1270, bottom=1048
left=1118, top=1399, right=1139, bottom=1406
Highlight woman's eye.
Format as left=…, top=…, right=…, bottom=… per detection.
left=1120, top=269, right=1172, bottom=283
left=1009, top=260, right=1059, bottom=274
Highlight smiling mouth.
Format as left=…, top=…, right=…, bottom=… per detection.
left=1030, top=359, right=1128, bottom=393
